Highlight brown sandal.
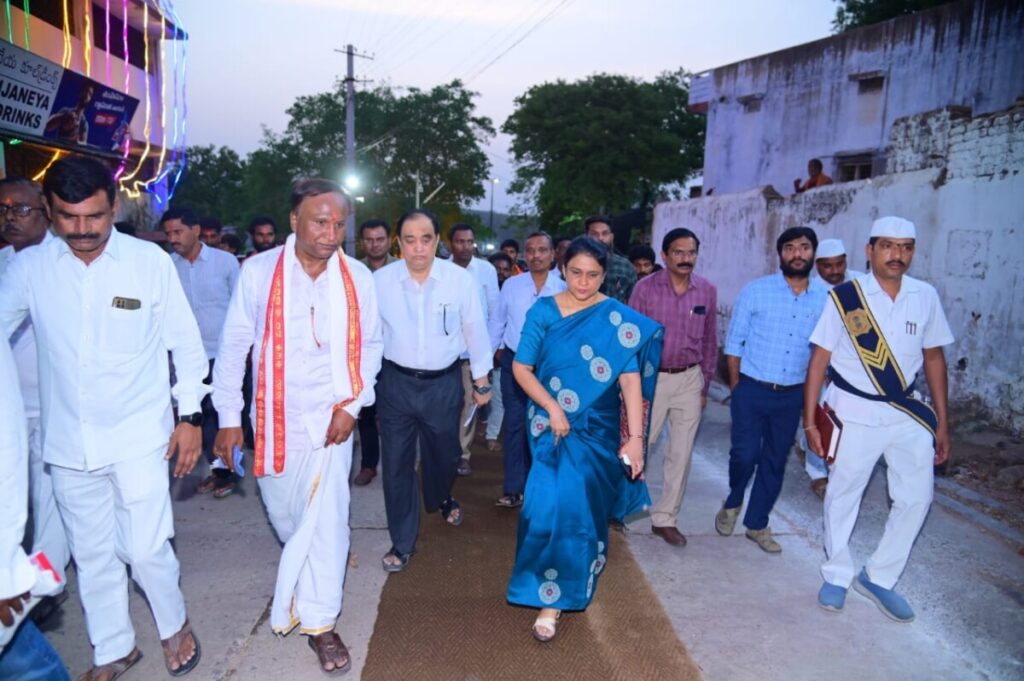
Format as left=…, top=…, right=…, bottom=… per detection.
left=76, top=647, right=142, bottom=681
left=307, top=631, right=352, bottom=675
left=161, top=619, right=201, bottom=677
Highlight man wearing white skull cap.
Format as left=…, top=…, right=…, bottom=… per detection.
left=800, top=238, right=866, bottom=495
left=803, top=216, right=953, bottom=623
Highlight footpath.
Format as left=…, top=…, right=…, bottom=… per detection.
left=43, top=399, right=1023, bottom=680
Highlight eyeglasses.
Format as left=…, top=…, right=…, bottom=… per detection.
left=0, top=204, right=45, bottom=219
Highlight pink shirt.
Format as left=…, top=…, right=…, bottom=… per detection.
left=628, top=270, right=718, bottom=395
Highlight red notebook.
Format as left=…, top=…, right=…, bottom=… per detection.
left=814, top=402, right=843, bottom=465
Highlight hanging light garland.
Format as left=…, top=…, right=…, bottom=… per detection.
left=136, top=13, right=168, bottom=195
left=119, top=1, right=152, bottom=196
left=82, top=0, right=92, bottom=76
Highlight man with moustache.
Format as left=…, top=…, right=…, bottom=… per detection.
left=247, top=216, right=279, bottom=255
left=162, top=206, right=241, bottom=498
left=213, top=179, right=382, bottom=673
left=0, top=156, right=207, bottom=678
left=629, top=228, right=717, bottom=547
left=584, top=215, right=636, bottom=303
left=374, top=209, right=492, bottom=572
left=0, top=177, right=71, bottom=617
left=489, top=232, right=566, bottom=507
left=716, top=226, right=827, bottom=553
left=352, top=218, right=397, bottom=487
left=449, top=223, right=500, bottom=477
left=800, top=238, right=865, bottom=497
left=806, top=217, right=952, bottom=622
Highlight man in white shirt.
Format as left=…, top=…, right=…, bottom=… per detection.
left=801, top=238, right=866, bottom=496
left=162, top=207, right=241, bottom=498
left=488, top=231, right=566, bottom=507
left=806, top=217, right=953, bottom=623
left=374, top=209, right=492, bottom=572
left=0, top=299, right=71, bottom=680
left=0, top=156, right=208, bottom=678
left=449, top=223, right=500, bottom=477
left=0, top=177, right=71, bottom=616
left=213, top=179, right=382, bottom=674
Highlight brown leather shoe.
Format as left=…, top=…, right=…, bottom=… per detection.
left=307, top=631, right=351, bottom=675
left=353, top=468, right=376, bottom=486
left=652, top=525, right=688, bottom=547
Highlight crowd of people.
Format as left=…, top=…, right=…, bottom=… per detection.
left=0, top=155, right=953, bottom=679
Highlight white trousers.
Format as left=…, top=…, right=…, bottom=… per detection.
left=458, top=362, right=477, bottom=460
left=259, top=434, right=352, bottom=635
left=50, top=448, right=186, bottom=665
left=821, top=417, right=934, bottom=589
left=648, top=369, right=704, bottom=528
left=27, top=417, right=70, bottom=586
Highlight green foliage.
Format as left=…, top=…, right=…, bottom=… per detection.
left=172, top=81, right=494, bottom=239
left=502, top=70, right=704, bottom=232
left=832, top=0, right=958, bottom=32
left=170, top=145, right=248, bottom=225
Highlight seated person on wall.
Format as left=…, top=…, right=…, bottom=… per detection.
left=794, top=158, right=834, bottom=193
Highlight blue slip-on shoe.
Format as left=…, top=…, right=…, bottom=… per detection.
left=853, top=569, right=915, bottom=623
left=818, top=582, right=847, bottom=612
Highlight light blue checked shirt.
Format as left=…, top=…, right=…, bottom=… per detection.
left=725, top=272, right=828, bottom=386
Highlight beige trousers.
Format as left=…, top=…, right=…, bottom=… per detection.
left=458, top=361, right=476, bottom=459
left=648, top=368, right=705, bottom=528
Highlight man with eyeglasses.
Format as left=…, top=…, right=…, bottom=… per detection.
left=0, top=177, right=71, bottom=619
left=372, top=209, right=492, bottom=573
left=628, top=228, right=717, bottom=547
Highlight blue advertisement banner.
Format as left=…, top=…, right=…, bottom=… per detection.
left=43, top=68, right=138, bottom=152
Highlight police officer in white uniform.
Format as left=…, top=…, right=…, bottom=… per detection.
left=805, top=217, right=953, bottom=623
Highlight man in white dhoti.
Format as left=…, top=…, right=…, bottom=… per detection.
left=212, top=178, right=382, bottom=675
left=0, top=156, right=207, bottom=679
left=0, top=177, right=71, bottom=621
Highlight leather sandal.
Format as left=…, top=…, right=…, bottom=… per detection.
left=532, top=611, right=561, bottom=643
left=307, top=631, right=351, bottom=675
left=162, top=619, right=201, bottom=677
left=495, top=493, right=523, bottom=508
left=77, top=647, right=142, bottom=681
left=381, top=547, right=410, bottom=573
left=440, top=497, right=463, bottom=526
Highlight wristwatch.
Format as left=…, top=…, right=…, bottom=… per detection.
left=472, top=384, right=492, bottom=396
left=177, top=412, right=203, bottom=427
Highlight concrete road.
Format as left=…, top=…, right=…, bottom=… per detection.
left=42, top=398, right=1023, bottom=680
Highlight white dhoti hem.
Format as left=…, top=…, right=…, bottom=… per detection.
left=821, top=417, right=934, bottom=590
left=259, top=434, right=353, bottom=635
left=27, top=416, right=70, bottom=586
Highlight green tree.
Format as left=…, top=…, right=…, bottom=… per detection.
left=502, top=71, right=704, bottom=232
left=171, top=145, right=248, bottom=225
left=832, top=0, right=957, bottom=32
left=256, top=79, right=494, bottom=234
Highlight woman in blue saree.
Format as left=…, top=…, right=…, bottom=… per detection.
left=506, top=237, right=663, bottom=642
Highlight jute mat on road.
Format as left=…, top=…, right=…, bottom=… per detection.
left=362, top=441, right=702, bottom=681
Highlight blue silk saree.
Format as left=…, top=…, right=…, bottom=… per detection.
left=506, top=297, right=663, bottom=611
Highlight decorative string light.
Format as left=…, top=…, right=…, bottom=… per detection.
left=5, top=1, right=13, bottom=44
left=119, top=1, right=152, bottom=195
left=22, top=0, right=29, bottom=49
left=33, top=151, right=62, bottom=181
left=61, top=0, right=71, bottom=67
left=114, top=0, right=132, bottom=180
left=82, top=0, right=92, bottom=76
left=137, top=13, right=168, bottom=194
left=104, top=0, right=110, bottom=85
left=165, top=2, right=188, bottom=202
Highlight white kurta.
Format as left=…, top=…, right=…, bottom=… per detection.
left=810, top=273, right=954, bottom=589
left=212, top=237, right=382, bottom=633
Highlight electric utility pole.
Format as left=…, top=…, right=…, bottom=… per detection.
left=335, top=45, right=372, bottom=255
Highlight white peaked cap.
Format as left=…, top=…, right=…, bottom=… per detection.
left=816, top=239, right=846, bottom=259
left=870, top=216, right=916, bottom=239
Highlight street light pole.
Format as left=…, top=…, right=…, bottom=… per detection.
left=489, top=177, right=499, bottom=231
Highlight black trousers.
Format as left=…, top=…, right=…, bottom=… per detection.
left=357, top=402, right=381, bottom=470
left=377, top=361, right=462, bottom=556
left=201, top=359, right=231, bottom=481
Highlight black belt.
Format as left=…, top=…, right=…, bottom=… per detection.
left=384, top=358, right=460, bottom=380
left=740, top=373, right=803, bottom=392
left=660, top=363, right=699, bottom=374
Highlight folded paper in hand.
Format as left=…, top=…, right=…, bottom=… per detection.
left=814, top=402, right=843, bottom=465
